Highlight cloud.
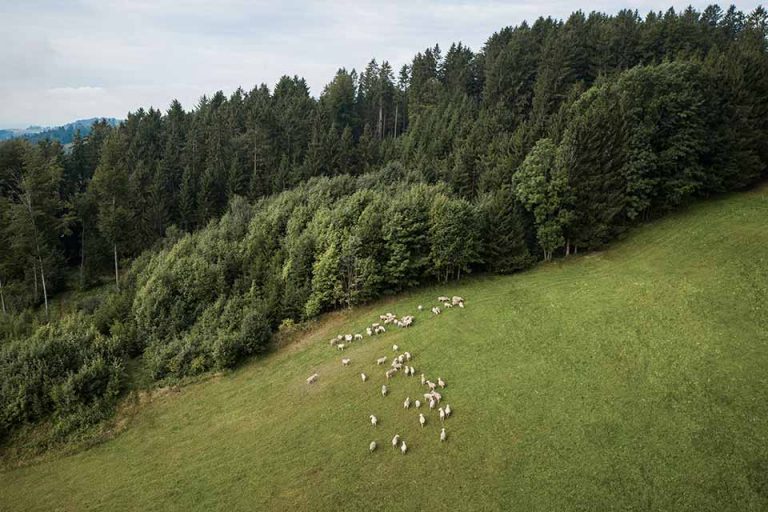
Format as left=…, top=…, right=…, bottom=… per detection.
left=0, top=0, right=761, bottom=127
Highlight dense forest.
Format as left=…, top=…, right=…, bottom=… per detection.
left=1, top=5, right=767, bottom=443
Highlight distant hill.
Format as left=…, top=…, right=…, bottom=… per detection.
left=0, top=118, right=121, bottom=144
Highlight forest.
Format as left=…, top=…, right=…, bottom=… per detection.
left=0, top=5, right=767, bottom=444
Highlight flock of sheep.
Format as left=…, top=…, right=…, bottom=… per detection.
left=308, top=294, right=466, bottom=455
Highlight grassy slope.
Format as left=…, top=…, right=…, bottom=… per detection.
left=2, top=187, right=767, bottom=511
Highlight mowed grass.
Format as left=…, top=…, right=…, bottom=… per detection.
left=2, top=186, right=768, bottom=511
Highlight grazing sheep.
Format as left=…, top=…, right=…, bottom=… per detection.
left=306, top=373, right=318, bottom=384
left=376, top=356, right=387, bottom=365
left=419, top=413, right=426, bottom=428
left=424, top=393, right=433, bottom=401
left=370, top=415, right=378, bottom=427
left=337, top=343, right=346, bottom=351
left=372, top=322, right=381, bottom=328
left=420, top=374, right=426, bottom=386
left=361, top=373, right=367, bottom=382
left=437, top=296, right=450, bottom=302
left=438, top=377, right=446, bottom=389
left=354, top=334, right=363, bottom=341
left=366, top=327, right=373, bottom=336
left=440, top=428, right=447, bottom=442
left=404, top=352, right=412, bottom=361
left=341, top=358, right=351, bottom=366
left=409, top=366, right=416, bottom=376
left=391, top=363, right=403, bottom=371
left=458, top=302, right=465, bottom=308
left=381, top=384, right=388, bottom=397
left=426, top=380, right=436, bottom=391
left=445, top=404, right=452, bottom=417
left=432, top=307, right=441, bottom=315
left=336, top=334, right=344, bottom=341
left=329, top=338, right=338, bottom=346
left=415, top=400, right=421, bottom=408
left=429, top=398, right=436, bottom=410
left=403, top=397, right=411, bottom=409
left=369, top=441, right=377, bottom=452
left=392, top=434, right=400, bottom=449
left=418, top=305, right=423, bottom=311
left=392, top=344, right=399, bottom=352
left=451, top=296, right=464, bottom=305
left=431, top=391, right=442, bottom=403
left=345, top=334, right=353, bottom=342
left=375, top=326, right=386, bottom=334
left=401, top=441, right=407, bottom=455
left=439, top=407, right=446, bottom=422
left=443, top=302, right=453, bottom=308
left=397, top=354, right=405, bottom=364
left=385, top=369, right=396, bottom=380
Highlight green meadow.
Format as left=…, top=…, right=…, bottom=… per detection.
left=2, top=186, right=767, bottom=511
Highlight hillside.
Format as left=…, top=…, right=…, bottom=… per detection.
left=1, top=186, right=766, bottom=511
left=0, top=117, right=120, bottom=144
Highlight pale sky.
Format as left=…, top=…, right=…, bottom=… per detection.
left=0, top=1, right=761, bottom=127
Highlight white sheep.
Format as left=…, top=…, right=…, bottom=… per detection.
left=432, top=307, right=441, bottom=315
left=329, top=338, right=338, bottom=346
left=418, top=305, right=423, bottom=311
left=409, top=366, right=416, bottom=376
left=372, top=322, right=381, bottom=328
left=369, top=441, right=377, bottom=452
left=419, top=413, right=426, bottom=428
left=392, top=434, right=400, bottom=449
left=431, top=391, right=442, bottom=403
left=426, top=380, right=436, bottom=391
left=392, top=344, right=399, bottom=352
left=438, top=377, right=446, bottom=389
left=370, top=415, right=378, bottom=427
left=429, top=398, right=436, bottom=410
left=415, top=400, right=421, bottom=408
left=345, top=334, right=353, bottom=342
left=458, top=302, right=465, bottom=308
left=361, top=373, right=367, bottom=382
left=451, top=296, right=463, bottom=305
left=445, top=404, right=452, bottom=417
left=376, top=326, right=386, bottom=334
left=420, top=374, right=426, bottom=386
left=439, top=407, right=446, bottom=422
left=366, top=327, right=372, bottom=336
left=397, top=354, right=405, bottom=364
left=401, top=441, right=407, bottom=455
left=443, top=302, right=453, bottom=308
left=404, top=352, right=412, bottom=361
left=337, top=343, right=346, bottom=351
left=385, top=369, right=396, bottom=380
left=354, top=333, right=363, bottom=341
left=336, top=334, right=344, bottom=341
left=376, top=356, right=387, bottom=365
left=437, top=296, right=449, bottom=302
left=306, top=373, right=318, bottom=384
left=341, top=358, right=351, bottom=366
left=440, top=428, right=447, bottom=442
left=381, top=384, right=388, bottom=397
left=403, top=397, right=411, bottom=409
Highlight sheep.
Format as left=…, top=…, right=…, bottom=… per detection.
left=376, top=356, right=387, bottom=365
left=403, top=397, right=411, bottom=409
left=423, top=392, right=434, bottom=401
left=404, top=351, right=412, bottom=361
left=443, top=302, right=453, bottom=308
left=432, top=307, right=441, bottom=315
left=445, top=404, right=452, bottom=417
left=369, top=441, right=377, bottom=452
left=418, top=305, right=424, bottom=311
left=419, top=413, right=426, bottom=428
left=329, top=338, right=338, bottom=346
left=337, top=343, right=346, bottom=351
left=438, top=377, right=446, bottom=389
left=409, top=366, right=416, bottom=376
left=420, top=374, right=426, bottom=386
left=430, top=391, right=442, bottom=403
left=429, top=398, right=436, bottom=410
left=458, top=302, right=465, bottom=308
left=370, top=415, right=378, bottom=427
left=341, top=358, right=351, bottom=366
left=451, top=296, right=464, bottom=305
left=415, top=400, right=421, bottom=408
left=381, top=384, right=388, bottom=397
left=385, top=369, right=397, bottom=380
left=401, top=441, right=407, bottom=455
left=372, top=322, right=381, bottom=328
left=426, top=380, right=436, bottom=391
left=397, top=354, right=405, bottom=364
left=361, top=373, right=367, bottom=382
left=336, top=334, right=344, bottom=341
left=391, top=362, right=403, bottom=371
left=306, top=373, right=318, bottom=384
left=375, top=326, right=386, bottom=334
left=366, top=327, right=373, bottom=336
left=392, top=434, right=400, bottom=449
left=439, top=407, right=446, bottom=422
left=345, top=334, right=353, bottom=342
left=440, top=428, right=447, bottom=442
left=392, top=344, right=399, bottom=352
left=354, top=333, right=363, bottom=341
left=437, top=296, right=450, bottom=302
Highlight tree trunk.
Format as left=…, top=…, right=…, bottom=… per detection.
left=378, top=99, right=383, bottom=139
left=394, top=104, right=399, bottom=138
left=32, top=261, right=38, bottom=302
left=0, top=275, right=6, bottom=315
left=39, top=255, right=49, bottom=320
left=565, top=239, right=570, bottom=256
left=114, top=243, right=120, bottom=291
